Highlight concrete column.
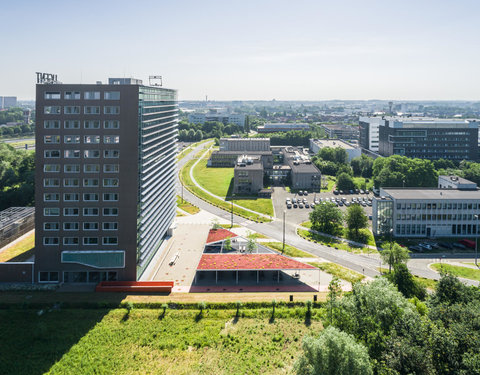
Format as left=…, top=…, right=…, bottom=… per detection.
left=236, top=271, right=238, bottom=285
left=215, top=270, right=217, bottom=284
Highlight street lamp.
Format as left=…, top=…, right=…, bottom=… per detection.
left=475, top=214, right=479, bottom=267
left=231, top=194, right=235, bottom=228
left=282, top=210, right=286, bottom=253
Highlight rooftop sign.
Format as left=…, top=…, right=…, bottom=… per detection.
left=36, top=72, right=59, bottom=84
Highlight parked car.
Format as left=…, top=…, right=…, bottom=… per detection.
left=333, top=190, right=339, bottom=195
left=305, top=203, right=309, bottom=208
left=304, top=190, right=308, bottom=196
left=360, top=189, right=365, bottom=194
left=453, top=242, right=466, bottom=249
left=365, top=189, right=370, bottom=194
left=287, top=203, right=292, bottom=209
left=349, top=189, right=354, bottom=194
left=310, top=203, right=315, bottom=209
left=303, top=198, right=307, bottom=203
left=409, top=245, right=423, bottom=252
left=314, top=199, right=319, bottom=204
left=298, top=203, right=304, bottom=208
left=293, top=203, right=298, bottom=208
left=439, top=242, right=453, bottom=249
left=339, top=190, right=344, bottom=194
left=419, top=243, right=432, bottom=250
left=338, top=201, right=344, bottom=206
left=355, top=189, right=360, bottom=194
left=368, top=215, right=372, bottom=220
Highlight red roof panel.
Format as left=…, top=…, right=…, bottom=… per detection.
left=206, top=228, right=238, bottom=244
left=197, top=254, right=316, bottom=271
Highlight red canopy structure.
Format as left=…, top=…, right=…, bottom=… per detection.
left=197, top=254, right=316, bottom=271
left=206, top=228, right=238, bottom=244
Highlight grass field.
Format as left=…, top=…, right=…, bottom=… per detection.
left=180, top=154, right=271, bottom=223
left=321, top=175, right=336, bottom=192
left=0, top=307, right=324, bottom=375
left=309, top=262, right=365, bottom=284
left=352, top=177, right=374, bottom=190
left=299, top=222, right=377, bottom=249
left=177, top=195, right=200, bottom=215
left=297, top=228, right=375, bottom=254
left=0, top=232, right=35, bottom=262
left=431, top=263, right=480, bottom=282
left=263, top=242, right=313, bottom=258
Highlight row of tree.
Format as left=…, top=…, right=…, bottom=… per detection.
left=0, top=123, right=34, bottom=137
left=178, top=120, right=244, bottom=141
left=0, top=107, right=24, bottom=124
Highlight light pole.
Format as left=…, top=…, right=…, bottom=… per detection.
left=231, top=193, right=235, bottom=228
left=475, top=214, right=479, bottom=267
left=282, top=210, right=286, bottom=253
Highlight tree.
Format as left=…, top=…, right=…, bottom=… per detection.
left=380, top=242, right=410, bottom=273
left=327, top=276, right=342, bottom=325
left=295, top=326, right=373, bottom=375
left=223, top=237, right=232, bottom=252
left=432, top=272, right=475, bottom=305
left=309, top=202, right=343, bottom=235
left=386, top=263, right=426, bottom=299
left=246, top=232, right=257, bottom=253
left=345, top=204, right=368, bottom=241
left=336, top=172, right=355, bottom=191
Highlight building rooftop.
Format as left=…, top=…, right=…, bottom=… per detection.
left=220, top=137, right=269, bottom=141
left=439, top=175, right=476, bottom=185
left=381, top=188, right=480, bottom=200
left=197, top=254, right=316, bottom=271
left=206, top=228, right=238, bottom=244
left=310, top=139, right=356, bottom=150
left=213, top=150, right=273, bottom=155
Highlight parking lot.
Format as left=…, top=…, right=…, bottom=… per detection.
left=272, top=187, right=373, bottom=225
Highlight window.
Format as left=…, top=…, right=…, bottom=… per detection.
left=63, top=193, right=79, bottom=201
left=83, top=237, right=99, bottom=245
left=64, top=91, right=80, bottom=100
left=44, top=150, right=60, bottom=158
left=104, top=120, right=119, bottom=129
left=83, top=207, right=99, bottom=216
left=83, top=193, right=99, bottom=201
left=64, top=207, right=79, bottom=216
left=103, top=222, right=118, bottom=231
left=63, top=237, right=79, bottom=245
left=44, top=135, right=60, bottom=144
left=103, top=178, right=119, bottom=187
left=84, top=164, right=100, bottom=173
left=63, top=222, right=79, bottom=231
left=45, top=92, right=61, bottom=99
left=84, top=150, right=100, bottom=158
left=44, top=207, right=60, bottom=216
left=44, top=178, right=60, bottom=187
left=44, top=164, right=60, bottom=172
left=104, top=150, right=119, bottom=158
left=44, top=222, right=59, bottom=231
left=103, top=193, right=119, bottom=201
left=104, top=106, right=120, bottom=115
left=84, top=120, right=100, bottom=129
left=43, top=193, right=59, bottom=202
left=84, top=106, right=100, bottom=114
left=44, top=106, right=61, bottom=114
left=103, top=164, right=119, bottom=173
left=104, top=135, right=119, bottom=144
left=64, top=120, right=80, bottom=129
left=64, top=106, right=80, bottom=114
left=43, top=237, right=59, bottom=245
left=64, top=135, right=80, bottom=144
left=64, top=178, right=79, bottom=187
left=64, top=164, right=80, bottom=173
left=64, top=150, right=80, bottom=158
left=104, top=91, right=120, bottom=100
left=83, top=222, right=99, bottom=231
left=84, top=91, right=100, bottom=100
left=84, top=135, right=100, bottom=144
left=83, top=178, right=99, bottom=187
left=103, top=207, right=118, bottom=216
left=103, top=237, right=118, bottom=245
left=39, top=271, right=59, bottom=283
left=44, top=120, right=60, bottom=129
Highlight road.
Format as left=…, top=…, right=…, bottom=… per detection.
left=177, top=142, right=479, bottom=287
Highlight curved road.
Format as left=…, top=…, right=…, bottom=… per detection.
left=177, top=142, right=479, bottom=287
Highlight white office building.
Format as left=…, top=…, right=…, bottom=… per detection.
left=188, top=112, right=245, bottom=127
left=309, top=139, right=361, bottom=161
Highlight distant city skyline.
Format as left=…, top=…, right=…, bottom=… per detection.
left=2, top=0, right=480, bottom=101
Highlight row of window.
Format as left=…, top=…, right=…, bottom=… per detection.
left=395, top=224, right=478, bottom=236
left=44, top=193, right=118, bottom=202
left=43, top=237, right=118, bottom=245
left=44, top=164, right=119, bottom=173
left=44, top=106, right=120, bottom=115
left=44, top=150, right=119, bottom=158
left=45, top=135, right=120, bottom=144
left=44, top=207, right=118, bottom=216
left=39, top=271, right=118, bottom=283
left=44, top=178, right=119, bottom=187
left=396, top=202, right=479, bottom=210
left=44, top=222, right=118, bottom=231
left=396, top=213, right=478, bottom=222
left=45, top=91, right=120, bottom=100
left=44, top=120, right=119, bottom=129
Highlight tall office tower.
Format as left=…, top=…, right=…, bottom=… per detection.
left=35, top=77, right=178, bottom=283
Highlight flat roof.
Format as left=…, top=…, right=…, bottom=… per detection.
left=212, top=150, right=273, bottom=155
left=197, top=254, right=316, bottom=271
left=311, top=139, right=356, bottom=150
left=382, top=188, right=480, bottom=200
left=235, top=162, right=263, bottom=170
left=438, top=175, right=476, bottom=185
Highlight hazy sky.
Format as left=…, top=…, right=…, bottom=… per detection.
left=1, top=0, right=479, bottom=100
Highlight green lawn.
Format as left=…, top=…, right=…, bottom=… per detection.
left=352, top=177, right=374, bottom=190
left=191, top=153, right=274, bottom=217
left=321, top=175, right=336, bottom=192
left=0, top=232, right=35, bottom=262
left=300, top=221, right=376, bottom=248
left=309, top=262, right=365, bottom=284
left=431, top=263, right=480, bottom=282
left=176, top=195, right=200, bottom=215
left=0, top=308, right=323, bottom=375
left=263, top=242, right=314, bottom=258
left=297, top=228, right=375, bottom=254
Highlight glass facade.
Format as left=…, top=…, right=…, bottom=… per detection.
left=373, top=198, right=393, bottom=236
left=136, top=86, right=178, bottom=278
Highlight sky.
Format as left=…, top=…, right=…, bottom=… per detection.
left=1, top=0, right=479, bottom=101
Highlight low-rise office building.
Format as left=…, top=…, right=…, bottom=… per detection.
left=438, top=175, right=477, bottom=190
left=220, top=137, right=270, bottom=152
left=233, top=156, right=264, bottom=194
left=257, top=123, right=310, bottom=133
left=373, top=184, right=480, bottom=238
left=282, top=147, right=321, bottom=190
left=209, top=150, right=273, bottom=168
left=320, top=124, right=359, bottom=140
left=309, top=139, right=361, bottom=161
left=188, top=111, right=245, bottom=127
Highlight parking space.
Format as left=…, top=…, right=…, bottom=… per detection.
left=272, top=186, right=373, bottom=225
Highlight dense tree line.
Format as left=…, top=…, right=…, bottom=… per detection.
left=177, top=120, right=244, bottom=141
left=0, top=144, right=35, bottom=210
left=252, top=127, right=325, bottom=147
left=0, top=123, right=34, bottom=137
left=0, top=107, right=24, bottom=124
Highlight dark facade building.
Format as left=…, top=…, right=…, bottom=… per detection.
left=233, top=156, right=264, bottom=194
left=209, top=150, right=273, bottom=168
left=282, top=147, right=321, bottom=190
left=35, top=77, right=178, bottom=283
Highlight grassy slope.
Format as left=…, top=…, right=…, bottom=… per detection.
left=0, top=232, right=35, bottom=262
left=431, top=263, right=480, bottom=282
left=0, top=308, right=323, bottom=375
left=176, top=195, right=200, bottom=215
left=263, top=242, right=313, bottom=258
left=309, top=262, right=365, bottom=284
